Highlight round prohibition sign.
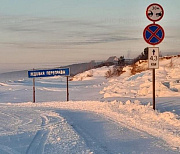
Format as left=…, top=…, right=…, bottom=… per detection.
left=143, top=23, right=165, bottom=45
left=146, top=3, right=164, bottom=22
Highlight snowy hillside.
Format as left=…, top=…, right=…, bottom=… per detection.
left=100, top=55, right=180, bottom=98
left=0, top=55, right=180, bottom=153
left=71, top=66, right=113, bottom=81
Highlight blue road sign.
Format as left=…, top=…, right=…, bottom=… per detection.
left=28, top=68, right=70, bottom=78
left=143, top=23, right=165, bottom=45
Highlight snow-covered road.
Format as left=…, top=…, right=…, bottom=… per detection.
left=0, top=103, right=177, bottom=154
left=58, top=110, right=176, bottom=154
left=0, top=102, right=179, bottom=154
left=0, top=105, right=91, bottom=154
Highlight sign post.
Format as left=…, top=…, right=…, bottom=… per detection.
left=67, top=76, right=69, bottom=101
left=33, top=77, right=35, bottom=103
left=143, top=3, right=164, bottom=110
left=148, top=47, right=159, bottom=110
left=152, top=69, right=155, bottom=110
left=28, top=68, right=70, bottom=102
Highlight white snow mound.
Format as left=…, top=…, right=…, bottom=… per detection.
left=101, top=55, right=180, bottom=98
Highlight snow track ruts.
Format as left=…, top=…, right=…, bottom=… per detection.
left=26, top=116, right=50, bottom=154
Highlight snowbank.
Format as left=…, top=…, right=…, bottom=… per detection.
left=72, top=66, right=112, bottom=81
left=0, top=82, right=9, bottom=86
left=101, top=56, right=180, bottom=98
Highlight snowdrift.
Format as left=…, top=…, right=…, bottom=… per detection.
left=100, top=55, right=180, bottom=98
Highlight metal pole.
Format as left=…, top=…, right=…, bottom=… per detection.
left=67, top=76, right=69, bottom=101
left=33, top=77, right=35, bottom=103
left=152, top=68, right=155, bottom=110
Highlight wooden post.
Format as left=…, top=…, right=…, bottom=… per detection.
left=152, top=69, right=155, bottom=110
left=33, top=77, right=35, bottom=103
left=67, top=76, right=69, bottom=101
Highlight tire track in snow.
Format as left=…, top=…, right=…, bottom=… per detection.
left=26, top=116, right=50, bottom=154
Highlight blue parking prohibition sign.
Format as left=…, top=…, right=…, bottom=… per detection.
left=143, top=23, right=165, bottom=45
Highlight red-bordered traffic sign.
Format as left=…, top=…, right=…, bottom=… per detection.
left=143, top=23, right=165, bottom=45
left=146, top=3, right=164, bottom=22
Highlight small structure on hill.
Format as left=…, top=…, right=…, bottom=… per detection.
left=106, top=56, right=119, bottom=65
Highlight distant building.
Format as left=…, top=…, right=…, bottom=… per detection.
left=106, top=56, right=119, bottom=65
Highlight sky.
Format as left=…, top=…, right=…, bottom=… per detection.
left=0, top=0, right=180, bottom=73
